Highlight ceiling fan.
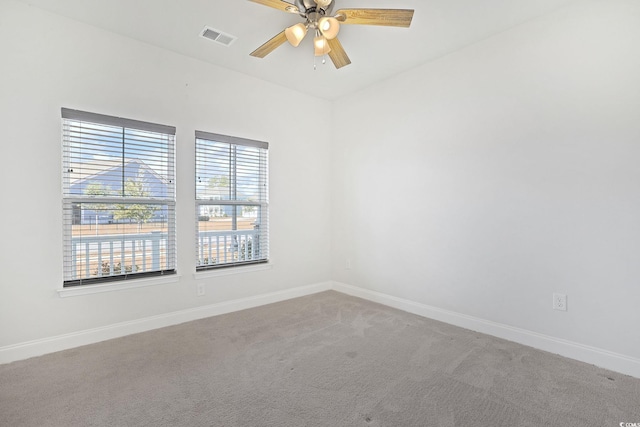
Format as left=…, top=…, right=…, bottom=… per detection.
left=249, top=0, right=414, bottom=69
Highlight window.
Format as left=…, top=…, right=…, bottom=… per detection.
left=195, top=131, right=269, bottom=270
left=62, top=108, right=176, bottom=286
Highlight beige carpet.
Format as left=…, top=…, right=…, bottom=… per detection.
left=1, top=291, right=638, bottom=426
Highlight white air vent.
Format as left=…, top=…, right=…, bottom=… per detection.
left=200, top=27, right=237, bottom=47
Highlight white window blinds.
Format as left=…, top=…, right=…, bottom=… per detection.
left=195, top=131, right=269, bottom=270
left=62, top=108, right=176, bottom=286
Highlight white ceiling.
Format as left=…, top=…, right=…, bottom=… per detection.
left=17, top=0, right=577, bottom=100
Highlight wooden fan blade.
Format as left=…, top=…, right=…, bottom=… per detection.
left=248, top=0, right=299, bottom=14
left=327, top=38, right=351, bottom=69
left=335, top=9, right=414, bottom=27
left=250, top=31, right=288, bottom=58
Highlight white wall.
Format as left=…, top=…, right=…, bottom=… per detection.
left=331, top=0, right=640, bottom=361
left=0, top=0, right=332, bottom=349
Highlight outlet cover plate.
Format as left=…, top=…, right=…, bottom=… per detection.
left=553, top=293, right=567, bottom=311
left=197, top=283, right=206, bottom=297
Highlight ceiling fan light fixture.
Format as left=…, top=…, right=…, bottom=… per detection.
left=318, top=17, right=340, bottom=39
left=285, top=23, right=307, bottom=47
left=313, top=34, right=331, bottom=56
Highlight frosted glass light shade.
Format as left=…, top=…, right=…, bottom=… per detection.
left=318, top=17, right=340, bottom=40
left=285, top=23, right=307, bottom=47
left=314, top=0, right=332, bottom=7
left=314, top=35, right=331, bottom=56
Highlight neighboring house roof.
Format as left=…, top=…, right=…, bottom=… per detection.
left=70, top=159, right=169, bottom=198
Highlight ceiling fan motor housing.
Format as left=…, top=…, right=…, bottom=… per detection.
left=295, top=0, right=335, bottom=17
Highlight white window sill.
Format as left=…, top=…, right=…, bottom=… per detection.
left=193, top=262, right=273, bottom=280
left=57, top=274, right=181, bottom=298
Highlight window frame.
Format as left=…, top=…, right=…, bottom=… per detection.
left=195, top=131, right=269, bottom=271
left=61, top=108, right=177, bottom=287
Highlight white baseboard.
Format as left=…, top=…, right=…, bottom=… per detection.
left=0, top=281, right=332, bottom=365
left=331, top=281, right=640, bottom=379
left=4, top=280, right=639, bottom=379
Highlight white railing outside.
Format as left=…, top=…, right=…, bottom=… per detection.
left=71, top=231, right=166, bottom=279
left=70, top=230, right=262, bottom=280
left=197, top=229, right=261, bottom=267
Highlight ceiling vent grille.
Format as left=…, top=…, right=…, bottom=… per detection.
left=200, top=27, right=237, bottom=47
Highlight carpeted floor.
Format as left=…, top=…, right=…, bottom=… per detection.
left=1, top=290, right=638, bottom=426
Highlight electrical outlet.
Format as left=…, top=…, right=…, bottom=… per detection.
left=553, top=293, right=567, bottom=311
left=346, top=259, right=352, bottom=270
left=197, top=284, right=206, bottom=297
